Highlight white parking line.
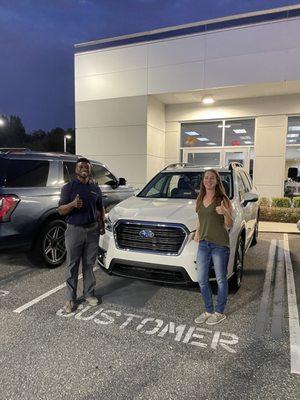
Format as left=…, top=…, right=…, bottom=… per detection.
left=13, top=266, right=99, bottom=314
left=255, top=239, right=277, bottom=336
left=283, top=233, right=300, bottom=375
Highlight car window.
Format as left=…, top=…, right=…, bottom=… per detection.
left=91, top=164, right=116, bottom=186
left=63, top=162, right=77, bottom=182
left=138, top=171, right=232, bottom=199
left=0, top=159, right=49, bottom=187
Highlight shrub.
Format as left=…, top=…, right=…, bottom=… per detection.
left=259, top=197, right=271, bottom=207
left=260, top=206, right=300, bottom=223
left=271, top=197, right=291, bottom=208
left=293, top=197, right=300, bottom=208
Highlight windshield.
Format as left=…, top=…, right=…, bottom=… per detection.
left=138, top=171, right=233, bottom=199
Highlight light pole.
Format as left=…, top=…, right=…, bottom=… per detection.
left=64, top=134, right=72, bottom=152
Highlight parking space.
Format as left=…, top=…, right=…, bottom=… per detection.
left=0, top=233, right=299, bottom=400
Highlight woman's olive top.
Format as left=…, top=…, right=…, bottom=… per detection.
left=197, top=200, right=230, bottom=247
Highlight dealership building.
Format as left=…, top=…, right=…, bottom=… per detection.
left=74, top=5, right=300, bottom=197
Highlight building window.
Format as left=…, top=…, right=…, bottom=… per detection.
left=180, top=119, right=255, bottom=175
left=223, top=119, right=255, bottom=147
left=181, top=121, right=222, bottom=147
left=285, top=116, right=300, bottom=196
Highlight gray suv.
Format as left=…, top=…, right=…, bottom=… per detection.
left=0, top=149, right=134, bottom=267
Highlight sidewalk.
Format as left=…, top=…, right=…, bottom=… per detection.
left=259, top=221, right=300, bottom=234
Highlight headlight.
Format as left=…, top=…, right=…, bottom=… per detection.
left=105, top=216, right=113, bottom=232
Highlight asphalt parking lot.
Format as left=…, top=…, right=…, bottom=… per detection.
left=0, top=232, right=299, bottom=400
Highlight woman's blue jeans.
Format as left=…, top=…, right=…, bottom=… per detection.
left=197, top=240, right=230, bottom=314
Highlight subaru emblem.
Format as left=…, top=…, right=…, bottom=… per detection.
left=139, top=229, right=155, bottom=239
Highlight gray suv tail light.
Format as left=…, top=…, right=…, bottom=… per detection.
left=0, top=195, right=20, bottom=222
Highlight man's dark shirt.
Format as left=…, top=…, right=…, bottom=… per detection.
left=59, top=179, right=103, bottom=226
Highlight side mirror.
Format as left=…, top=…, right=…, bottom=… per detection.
left=105, top=180, right=118, bottom=189
left=118, top=177, right=126, bottom=186
left=242, top=192, right=258, bottom=206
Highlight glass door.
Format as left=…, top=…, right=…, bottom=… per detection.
left=183, top=149, right=222, bottom=167
left=223, top=147, right=250, bottom=172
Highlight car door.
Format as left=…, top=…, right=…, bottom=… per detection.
left=236, top=170, right=253, bottom=247
left=91, top=163, right=134, bottom=211
left=240, top=170, right=259, bottom=235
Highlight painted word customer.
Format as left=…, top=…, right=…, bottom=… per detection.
left=58, top=158, right=105, bottom=313
left=194, top=169, right=233, bottom=325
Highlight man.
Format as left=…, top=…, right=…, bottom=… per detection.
left=58, top=157, right=105, bottom=313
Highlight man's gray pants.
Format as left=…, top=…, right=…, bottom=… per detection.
left=64, top=223, right=100, bottom=301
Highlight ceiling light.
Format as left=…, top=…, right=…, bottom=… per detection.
left=244, top=141, right=253, bottom=144
left=287, top=133, right=299, bottom=138
left=207, top=142, right=216, bottom=145
left=288, top=139, right=297, bottom=143
left=233, top=129, right=247, bottom=134
left=217, top=124, right=223, bottom=128
left=224, top=125, right=231, bottom=128
left=240, top=136, right=251, bottom=139
left=197, top=138, right=209, bottom=141
left=185, top=131, right=199, bottom=136
left=202, top=95, right=215, bottom=105
left=288, top=126, right=300, bottom=131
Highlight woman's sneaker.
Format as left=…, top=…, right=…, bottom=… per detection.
left=206, top=312, right=226, bottom=325
left=194, top=312, right=213, bottom=324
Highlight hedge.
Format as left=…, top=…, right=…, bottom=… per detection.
left=293, top=197, right=300, bottom=208
left=271, top=197, right=291, bottom=208
left=260, top=206, right=300, bottom=223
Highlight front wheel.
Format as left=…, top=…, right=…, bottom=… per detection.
left=31, top=220, right=67, bottom=268
left=229, top=236, right=244, bottom=292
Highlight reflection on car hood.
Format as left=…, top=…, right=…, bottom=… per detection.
left=109, top=196, right=197, bottom=232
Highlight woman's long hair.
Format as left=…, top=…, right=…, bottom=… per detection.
left=195, top=169, right=230, bottom=213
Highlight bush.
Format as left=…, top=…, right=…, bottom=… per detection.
left=271, top=197, right=291, bottom=208
left=293, top=197, right=300, bottom=208
left=259, top=197, right=271, bottom=207
left=260, top=206, right=300, bottom=223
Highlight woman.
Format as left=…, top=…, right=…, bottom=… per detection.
left=194, top=169, right=233, bottom=325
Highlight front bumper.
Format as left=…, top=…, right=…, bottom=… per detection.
left=98, top=229, right=199, bottom=284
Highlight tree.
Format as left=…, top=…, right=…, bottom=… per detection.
left=0, top=114, right=75, bottom=153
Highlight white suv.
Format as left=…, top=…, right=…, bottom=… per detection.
left=99, top=163, right=259, bottom=290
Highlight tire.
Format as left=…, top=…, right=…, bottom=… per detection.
left=229, top=236, right=244, bottom=292
left=31, top=220, right=67, bottom=268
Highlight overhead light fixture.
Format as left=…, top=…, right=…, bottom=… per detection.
left=288, top=139, right=297, bottom=143
left=244, top=141, right=253, bottom=144
left=240, top=136, right=251, bottom=140
left=197, top=137, right=209, bottom=141
left=202, top=95, right=215, bottom=105
left=287, top=133, right=299, bottom=138
left=288, top=126, right=300, bottom=131
left=233, top=129, right=247, bottom=134
left=207, top=142, right=216, bottom=145
left=185, top=131, right=199, bottom=136
left=217, top=124, right=223, bottom=128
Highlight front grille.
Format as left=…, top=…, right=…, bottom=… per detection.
left=114, top=221, right=187, bottom=254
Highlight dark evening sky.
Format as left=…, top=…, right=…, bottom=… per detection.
left=0, top=0, right=299, bottom=132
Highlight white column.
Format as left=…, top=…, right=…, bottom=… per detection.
left=253, top=116, right=287, bottom=198
left=146, top=96, right=166, bottom=180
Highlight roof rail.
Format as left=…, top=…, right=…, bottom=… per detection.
left=162, top=162, right=190, bottom=171
left=228, top=162, right=243, bottom=170
left=0, top=147, right=31, bottom=154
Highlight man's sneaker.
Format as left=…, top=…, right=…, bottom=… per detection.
left=206, top=312, right=227, bottom=325
left=194, top=312, right=213, bottom=324
left=85, top=296, right=99, bottom=306
left=64, top=300, right=76, bottom=314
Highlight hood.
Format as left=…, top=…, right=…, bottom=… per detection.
left=109, top=196, right=197, bottom=232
